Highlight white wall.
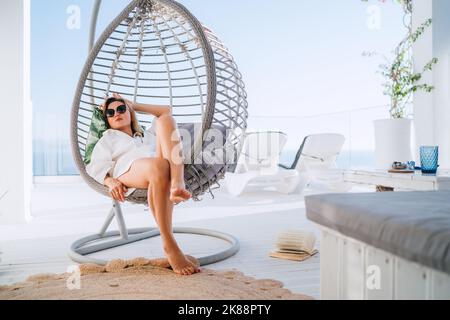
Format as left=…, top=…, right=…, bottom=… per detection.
left=412, top=0, right=434, bottom=158
left=0, top=0, right=32, bottom=224
left=432, top=0, right=450, bottom=169
left=413, top=0, right=450, bottom=168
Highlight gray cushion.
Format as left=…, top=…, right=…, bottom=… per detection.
left=178, top=123, right=226, bottom=155
left=305, top=191, right=450, bottom=275
left=178, top=123, right=228, bottom=195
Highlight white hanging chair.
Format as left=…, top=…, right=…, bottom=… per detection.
left=69, top=0, right=248, bottom=265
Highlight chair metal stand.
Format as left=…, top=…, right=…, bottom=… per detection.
left=68, top=200, right=240, bottom=266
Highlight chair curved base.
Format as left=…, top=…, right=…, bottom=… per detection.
left=68, top=227, right=240, bottom=266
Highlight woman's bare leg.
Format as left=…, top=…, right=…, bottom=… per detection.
left=155, top=114, right=191, bottom=204
left=118, top=158, right=200, bottom=275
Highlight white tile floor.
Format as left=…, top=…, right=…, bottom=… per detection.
left=0, top=181, right=373, bottom=299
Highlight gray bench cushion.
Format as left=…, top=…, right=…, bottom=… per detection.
left=305, top=191, right=450, bottom=275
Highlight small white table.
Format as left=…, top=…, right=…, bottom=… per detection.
left=343, top=169, right=450, bottom=191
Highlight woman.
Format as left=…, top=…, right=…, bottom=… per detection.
left=86, top=93, right=200, bottom=275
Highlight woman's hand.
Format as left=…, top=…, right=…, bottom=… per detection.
left=104, top=177, right=128, bottom=202
left=112, top=92, right=135, bottom=110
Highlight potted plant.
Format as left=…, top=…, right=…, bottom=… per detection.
left=363, top=0, right=438, bottom=169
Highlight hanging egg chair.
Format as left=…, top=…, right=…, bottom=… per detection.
left=69, top=0, right=248, bottom=265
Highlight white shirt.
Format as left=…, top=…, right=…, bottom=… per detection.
left=86, top=121, right=158, bottom=196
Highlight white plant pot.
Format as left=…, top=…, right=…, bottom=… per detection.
left=373, top=118, right=412, bottom=169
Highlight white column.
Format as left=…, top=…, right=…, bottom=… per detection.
left=413, top=0, right=450, bottom=168
left=432, top=0, right=450, bottom=169
left=412, top=0, right=434, bottom=160
left=0, top=0, right=32, bottom=224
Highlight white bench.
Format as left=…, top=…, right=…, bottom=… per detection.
left=306, top=191, right=450, bottom=300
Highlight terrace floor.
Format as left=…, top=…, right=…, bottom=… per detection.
left=0, top=180, right=372, bottom=299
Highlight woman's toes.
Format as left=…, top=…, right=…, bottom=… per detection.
left=174, top=269, right=182, bottom=275
left=183, top=268, right=191, bottom=275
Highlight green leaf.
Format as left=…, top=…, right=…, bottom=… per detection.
left=84, top=107, right=108, bottom=165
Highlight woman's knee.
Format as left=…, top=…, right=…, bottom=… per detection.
left=148, top=158, right=170, bottom=183
left=156, top=113, right=175, bottom=126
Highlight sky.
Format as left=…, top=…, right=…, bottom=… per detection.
left=30, top=0, right=406, bottom=174
left=31, top=0, right=405, bottom=116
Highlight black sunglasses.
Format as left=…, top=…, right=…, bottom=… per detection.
left=105, top=104, right=127, bottom=118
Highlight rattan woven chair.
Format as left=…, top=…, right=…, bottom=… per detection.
left=69, top=0, right=248, bottom=265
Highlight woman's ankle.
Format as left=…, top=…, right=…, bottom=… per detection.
left=162, top=237, right=180, bottom=253
left=170, top=179, right=186, bottom=189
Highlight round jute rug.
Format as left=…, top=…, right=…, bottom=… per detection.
left=0, top=256, right=312, bottom=300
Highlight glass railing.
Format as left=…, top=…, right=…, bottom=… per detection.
left=32, top=105, right=390, bottom=176
left=33, top=113, right=78, bottom=176
left=250, top=105, right=390, bottom=170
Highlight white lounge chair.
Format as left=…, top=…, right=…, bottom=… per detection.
left=225, top=132, right=349, bottom=197
left=225, top=131, right=300, bottom=196
left=279, top=133, right=350, bottom=193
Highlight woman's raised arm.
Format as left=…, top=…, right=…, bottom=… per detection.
left=112, top=93, right=172, bottom=117
left=133, top=102, right=172, bottom=117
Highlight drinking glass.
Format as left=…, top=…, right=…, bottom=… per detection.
left=420, top=146, right=439, bottom=174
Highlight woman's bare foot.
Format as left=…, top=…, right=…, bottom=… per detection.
left=170, top=181, right=191, bottom=204
left=164, top=246, right=200, bottom=275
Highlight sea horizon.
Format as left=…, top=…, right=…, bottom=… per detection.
left=32, top=139, right=375, bottom=176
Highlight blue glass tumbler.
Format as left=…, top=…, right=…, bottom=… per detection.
left=420, top=146, right=439, bottom=174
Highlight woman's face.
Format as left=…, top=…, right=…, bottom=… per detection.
left=106, top=101, right=131, bottom=130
